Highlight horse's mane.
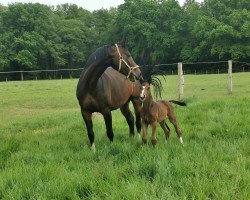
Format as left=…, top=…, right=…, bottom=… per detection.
left=141, top=65, right=166, bottom=99
left=84, top=44, right=111, bottom=69
left=83, top=40, right=129, bottom=70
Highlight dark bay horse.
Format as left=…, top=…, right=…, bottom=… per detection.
left=139, top=81, right=186, bottom=146
left=76, top=40, right=143, bottom=151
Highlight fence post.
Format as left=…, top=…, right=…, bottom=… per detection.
left=21, top=72, right=24, bottom=81
left=228, top=60, right=233, bottom=94
left=178, top=62, right=184, bottom=101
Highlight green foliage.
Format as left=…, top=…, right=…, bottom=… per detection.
left=111, top=0, right=185, bottom=63
left=0, top=1, right=249, bottom=73
left=184, top=0, right=250, bottom=61
left=0, top=73, right=249, bottom=198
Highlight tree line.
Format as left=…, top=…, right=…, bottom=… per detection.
left=0, top=0, right=249, bottom=74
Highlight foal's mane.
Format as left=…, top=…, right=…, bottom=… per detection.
left=141, top=65, right=166, bottom=99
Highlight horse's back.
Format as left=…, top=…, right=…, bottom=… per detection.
left=77, top=67, right=134, bottom=111
left=156, top=100, right=172, bottom=122
left=94, top=68, right=133, bottom=109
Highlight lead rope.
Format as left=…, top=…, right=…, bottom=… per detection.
left=115, top=43, right=123, bottom=71
left=115, top=44, right=140, bottom=78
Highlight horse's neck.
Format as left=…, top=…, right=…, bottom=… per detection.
left=131, top=82, right=140, bottom=97
left=82, top=59, right=110, bottom=87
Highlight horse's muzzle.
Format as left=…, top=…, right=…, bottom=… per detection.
left=139, top=95, right=146, bottom=102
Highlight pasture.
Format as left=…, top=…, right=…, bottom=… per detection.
left=0, top=73, right=249, bottom=199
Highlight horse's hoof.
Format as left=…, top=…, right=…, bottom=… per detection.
left=137, top=133, right=141, bottom=140
left=179, top=137, right=183, bottom=145
left=142, top=138, right=147, bottom=144
left=90, top=143, right=96, bottom=152
left=151, top=139, right=157, bottom=147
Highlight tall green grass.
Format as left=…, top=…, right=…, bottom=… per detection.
left=0, top=73, right=249, bottom=199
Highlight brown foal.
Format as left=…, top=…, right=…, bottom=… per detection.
left=139, top=82, right=186, bottom=146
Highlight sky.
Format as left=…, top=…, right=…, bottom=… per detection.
left=0, top=0, right=202, bottom=11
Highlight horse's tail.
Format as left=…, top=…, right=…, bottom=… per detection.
left=169, top=100, right=187, bottom=106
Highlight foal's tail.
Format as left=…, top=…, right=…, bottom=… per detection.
left=169, top=100, right=187, bottom=106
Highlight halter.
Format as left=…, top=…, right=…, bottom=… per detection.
left=115, top=43, right=140, bottom=79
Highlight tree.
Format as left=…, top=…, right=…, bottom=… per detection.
left=186, top=0, right=250, bottom=61
left=111, top=0, right=185, bottom=64
left=1, top=3, right=58, bottom=71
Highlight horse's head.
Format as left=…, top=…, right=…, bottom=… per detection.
left=108, top=40, right=143, bottom=83
left=139, top=82, right=151, bottom=102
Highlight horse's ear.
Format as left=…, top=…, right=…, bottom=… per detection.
left=120, top=38, right=128, bottom=47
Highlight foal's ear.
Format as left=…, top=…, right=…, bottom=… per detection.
left=147, top=77, right=152, bottom=85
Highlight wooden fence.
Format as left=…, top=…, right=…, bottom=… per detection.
left=0, top=60, right=249, bottom=99
left=177, top=60, right=233, bottom=100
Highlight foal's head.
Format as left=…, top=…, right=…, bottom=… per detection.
left=139, top=82, right=151, bottom=102
left=139, top=65, right=165, bottom=101
left=108, top=39, right=143, bottom=82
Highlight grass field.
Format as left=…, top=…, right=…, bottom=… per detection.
left=0, top=73, right=249, bottom=199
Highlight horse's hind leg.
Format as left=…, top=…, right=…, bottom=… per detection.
left=81, top=109, right=95, bottom=151
left=160, top=120, right=170, bottom=142
left=168, top=114, right=183, bottom=145
left=132, top=99, right=142, bottom=137
left=120, top=101, right=135, bottom=137
left=102, top=109, right=114, bottom=142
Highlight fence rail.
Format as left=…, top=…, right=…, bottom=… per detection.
left=0, top=68, right=84, bottom=74
left=1, top=60, right=249, bottom=98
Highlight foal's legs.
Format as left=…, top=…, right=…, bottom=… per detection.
left=141, top=120, right=148, bottom=144
left=102, top=109, right=114, bottom=142
left=120, top=101, right=135, bottom=137
left=160, top=120, right=170, bottom=141
left=81, top=109, right=95, bottom=151
left=168, top=114, right=183, bottom=145
left=151, top=121, right=158, bottom=146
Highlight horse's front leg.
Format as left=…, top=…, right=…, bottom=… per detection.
left=141, top=120, right=148, bottom=144
left=132, top=98, right=142, bottom=137
left=120, top=100, right=135, bottom=137
left=102, top=109, right=114, bottom=142
left=151, top=121, right=158, bottom=147
left=81, top=109, right=95, bottom=151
